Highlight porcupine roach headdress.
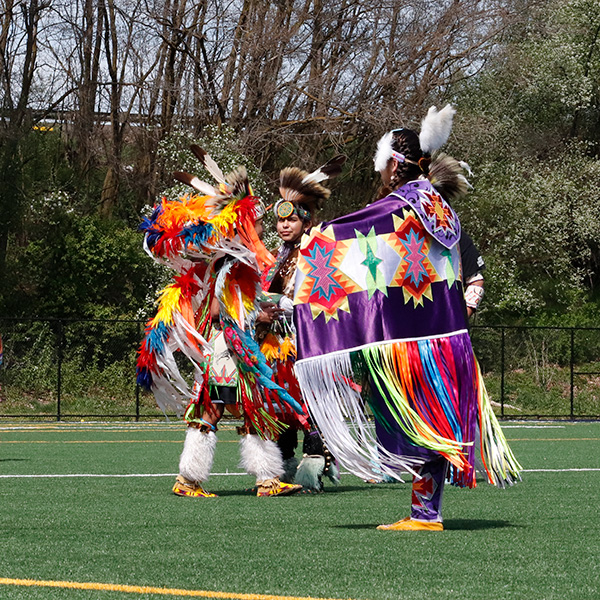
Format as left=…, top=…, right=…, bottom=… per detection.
left=374, top=104, right=471, bottom=201
left=136, top=147, right=304, bottom=432
left=274, top=154, right=347, bottom=223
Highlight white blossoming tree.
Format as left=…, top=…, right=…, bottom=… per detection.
left=451, top=0, right=600, bottom=322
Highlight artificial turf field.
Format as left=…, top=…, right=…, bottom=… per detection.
left=1, top=421, right=599, bottom=600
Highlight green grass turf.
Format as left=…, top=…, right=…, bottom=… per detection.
left=1, top=421, right=600, bottom=599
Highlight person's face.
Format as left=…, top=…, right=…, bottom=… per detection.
left=380, top=158, right=399, bottom=187
left=276, top=214, right=305, bottom=242
left=254, top=217, right=264, bottom=240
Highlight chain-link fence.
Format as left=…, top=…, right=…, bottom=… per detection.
left=470, top=325, right=600, bottom=418
left=1, top=318, right=599, bottom=420
left=0, top=318, right=161, bottom=420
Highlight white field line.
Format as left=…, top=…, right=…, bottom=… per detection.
left=0, top=472, right=242, bottom=478
left=1, top=468, right=600, bottom=479
left=502, top=425, right=565, bottom=428
left=0, top=422, right=570, bottom=432
left=521, top=468, right=600, bottom=472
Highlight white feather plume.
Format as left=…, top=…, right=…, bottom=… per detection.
left=419, top=104, right=456, bottom=155
left=373, top=131, right=394, bottom=172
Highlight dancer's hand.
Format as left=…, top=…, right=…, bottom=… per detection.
left=257, top=302, right=283, bottom=324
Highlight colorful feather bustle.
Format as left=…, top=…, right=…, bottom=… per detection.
left=136, top=149, right=303, bottom=433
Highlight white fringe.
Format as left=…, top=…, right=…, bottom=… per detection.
left=178, top=428, right=217, bottom=483
left=239, top=434, right=284, bottom=481
left=294, top=353, right=423, bottom=482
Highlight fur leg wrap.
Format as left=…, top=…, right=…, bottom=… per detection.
left=297, top=428, right=340, bottom=490
left=325, top=458, right=341, bottom=485
left=295, top=455, right=326, bottom=491
left=179, top=428, right=217, bottom=484
left=239, top=434, right=284, bottom=482
left=281, top=457, right=299, bottom=483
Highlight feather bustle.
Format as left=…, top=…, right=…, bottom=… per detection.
left=428, top=153, right=470, bottom=201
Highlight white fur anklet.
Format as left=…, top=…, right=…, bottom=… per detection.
left=179, top=428, right=217, bottom=484
left=239, top=434, right=284, bottom=482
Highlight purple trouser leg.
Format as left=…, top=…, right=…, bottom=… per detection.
left=410, top=457, right=447, bottom=522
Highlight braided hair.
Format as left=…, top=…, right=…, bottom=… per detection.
left=388, top=129, right=431, bottom=189
left=374, top=107, right=469, bottom=202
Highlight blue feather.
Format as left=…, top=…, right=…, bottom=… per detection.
left=180, top=223, right=214, bottom=251
left=139, top=206, right=165, bottom=251
left=136, top=367, right=153, bottom=390
left=146, top=322, right=170, bottom=353
left=232, top=324, right=304, bottom=415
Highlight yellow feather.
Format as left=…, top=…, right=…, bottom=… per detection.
left=151, top=285, right=182, bottom=326
left=221, top=288, right=241, bottom=325
left=208, top=202, right=238, bottom=234
left=260, top=334, right=281, bottom=361
left=279, top=337, right=297, bottom=360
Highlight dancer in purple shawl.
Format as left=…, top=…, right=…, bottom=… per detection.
left=293, top=105, right=521, bottom=531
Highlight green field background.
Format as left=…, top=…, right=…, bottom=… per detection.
left=1, top=421, right=599, bottom=599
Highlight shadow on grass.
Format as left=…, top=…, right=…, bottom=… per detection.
left=212, top=484, right=383, bottom=497
left=444, top=519, right=519, bottom=531
left=213, top=489, right=259, bottom=497
left=337, top=484, right=405, bottom=491
left=0, top=458, right=29, bottom=463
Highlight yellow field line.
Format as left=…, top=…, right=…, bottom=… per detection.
left=0, top=440, right=238, bottom=444
left=0, top=577, right=353, bottom=600
left=507, top=438, right=600, bottom=442
left=2, top=438, right=599, bottom=444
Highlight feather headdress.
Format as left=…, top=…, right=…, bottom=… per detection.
left=373, top=104, right=456, bottom=172
left=428, top=153, right=471, bottom=201
left=173, top=147, right=255, bottom=213
left=276, top=154, right=346, bottom=218
left=419, top=105, right=456, bottom=155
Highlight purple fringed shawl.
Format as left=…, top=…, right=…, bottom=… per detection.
left=294, top=180, right=467, bottom=357
left=293, top=179, right=482, bottom=485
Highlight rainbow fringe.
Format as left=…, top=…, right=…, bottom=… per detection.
left=295, top=333, right=522, bottom=487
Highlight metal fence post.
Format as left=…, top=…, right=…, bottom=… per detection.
left=570, top=328, right=575, bottom=419
left=500, top=327, right=505, bottom=417
left=135, top=321, right=141, bottom=422
left=57, top=319, right=63, bottom=421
